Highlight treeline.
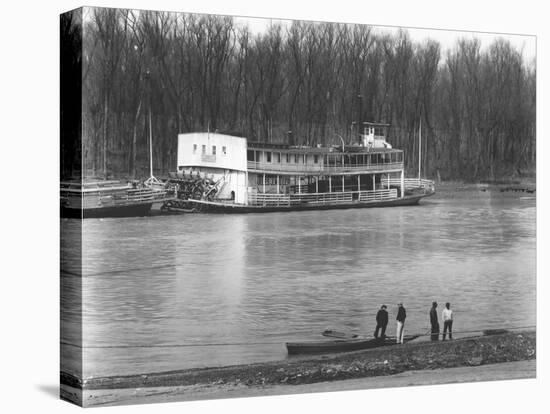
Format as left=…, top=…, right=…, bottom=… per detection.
left=75, top=7, right=535, bottom=181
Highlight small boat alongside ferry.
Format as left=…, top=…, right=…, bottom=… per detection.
left=164, top=123, right=435, bottom=213
left=60, top=180, right=159, bottom=218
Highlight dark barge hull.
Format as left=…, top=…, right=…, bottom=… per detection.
left=286, top=335, right=419, bottom=355
left=61, top=202, right=153, bottom=219
left=187, top=193, right=432, bottom=214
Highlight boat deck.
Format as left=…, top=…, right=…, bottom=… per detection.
left=186, top=192, right=433, bottom=214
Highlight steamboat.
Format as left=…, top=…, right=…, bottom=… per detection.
left=163, top=123, right=435, bottom=213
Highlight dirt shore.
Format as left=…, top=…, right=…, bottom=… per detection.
left=61, top=330, right=535, bottom=407
left=73, top=359, right=535, bottom=407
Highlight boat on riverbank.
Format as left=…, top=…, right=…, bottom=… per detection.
left=60, top=180, right=162, bottom=218
left=163, top=123, right=435, bottom=213
left=286, top=334, right=419, bottom=355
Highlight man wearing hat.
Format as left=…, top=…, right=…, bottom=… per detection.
left=396, top=302, right=407, bottom=344
left=374, top=305, right=389, bottom=339
left=430, top=301, right=440, bottom=341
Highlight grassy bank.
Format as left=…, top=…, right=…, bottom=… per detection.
left=62, top=330, right=535, bottom=392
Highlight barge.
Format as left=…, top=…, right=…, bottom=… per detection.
left=60, top=180, right=160, bottom=218
left=164, top=123, right=435, bottom=213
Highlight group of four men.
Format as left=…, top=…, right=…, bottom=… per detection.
left=373, top=302, right=454, bottom=343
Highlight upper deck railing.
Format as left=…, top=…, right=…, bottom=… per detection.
left=247, top=161, right=404, bottom=175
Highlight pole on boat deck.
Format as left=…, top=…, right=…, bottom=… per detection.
left=149, top=106, right=153, bottom=179
left=358, top=175, right=361, bottom=192
left=245, top=171, right=249, bottom=204
left=298, top=176, right=301, bottom=194
left=418, top=118, right=422, bottom=180
left=401, top=170, right=405, bottom=198
left=372, top=174, right=375, bottom=191
left=342, top=175, right=344, bottom=192
left=316, top=177, right=319, bottom=193
left=263, top=173, right=266, bottom=194
left=329, top=175, right=332, bottom=193
left=277, top=175, right=279, bottom=194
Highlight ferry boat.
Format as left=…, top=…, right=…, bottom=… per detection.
left=166, top=123, right=435, bottom=213
left=60, top=180, right=158, bottom=218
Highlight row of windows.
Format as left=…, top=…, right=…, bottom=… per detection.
left=247, top=150, right=403, bottom=165
left=248, top=150, right=319, bottom=164
left=325, top=152, right=403, bottom=166
left=193, top=144, right=227, bottom=156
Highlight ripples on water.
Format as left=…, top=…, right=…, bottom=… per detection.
left=61, top=190, right=536, bottom=377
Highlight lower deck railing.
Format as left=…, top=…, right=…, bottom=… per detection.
left=382, top=178, right=435, bottom=191
left=247, top=188, right=398, bottom=206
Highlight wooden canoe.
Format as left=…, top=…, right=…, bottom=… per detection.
left=286, top=335, right=419, bottom=355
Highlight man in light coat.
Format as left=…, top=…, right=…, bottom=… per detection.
left=396, top=302, right=406, bottom=344
left=442, top=302, right=453, bottom=340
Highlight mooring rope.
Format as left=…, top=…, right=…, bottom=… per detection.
left=60, top=324, right=535, bottom=349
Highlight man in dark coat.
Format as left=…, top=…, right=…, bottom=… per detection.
left=374, top=305, right=389, bottom=339
left=396, top=303, right=407, bottom=344
left=430, top=301, right=440, bottom=341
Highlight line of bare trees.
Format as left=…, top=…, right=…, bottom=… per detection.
left=69, top=7, right=535, bottom=181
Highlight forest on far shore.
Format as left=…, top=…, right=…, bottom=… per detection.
left=61, top=8, right=536, bottom=182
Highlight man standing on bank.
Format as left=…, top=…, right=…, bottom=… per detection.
left=396, top=302, right=406, bottom=344
left=442, top=302, right=453, bottom=340
left=430, top=302, right=440, bottom=341
left=374, top=305, right=389, bottom=339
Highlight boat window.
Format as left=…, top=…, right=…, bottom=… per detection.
left=303, top=154, right=307, bottom=164
left=212, top=145, right=216, bottom=155
left=276, top=153, right=281, bottom=163
left=193, top=144, right=197, bottom=154
left=266, top=152, right=272, bottom=163
left=286, top=153, right=290, bottom=163
left=294, top=154, right=299, bottom=163
left=202, top=145, right=206, bottom=155
left=247, top=150, right=255, bottom=161
left=314, top=155, right=319, bottom=164
left=222, top=146, right=227, bottom=155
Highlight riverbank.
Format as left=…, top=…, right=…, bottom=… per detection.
left=434, top=178, right=536, bottom=193
left=61, top=330, right=535, bottom=407
left=71, top=360, right=536, bottom=407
